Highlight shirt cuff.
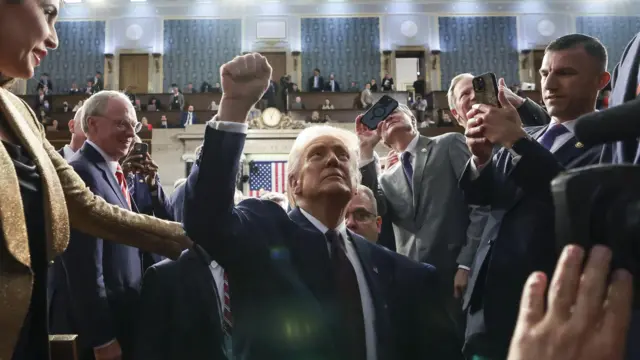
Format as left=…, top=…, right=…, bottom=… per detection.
left=458, top=265, right=471, bottom=271
left=94, top=339, right=116, bottom=350
left=468, top=158, right=490, bottom=180
left=207, top=116, right=248, bottom=134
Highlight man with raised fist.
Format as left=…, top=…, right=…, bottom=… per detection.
left=182, top=53, right=462, bottom=360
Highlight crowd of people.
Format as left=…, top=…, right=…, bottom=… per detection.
left=1, top=1, right=639, bottom=360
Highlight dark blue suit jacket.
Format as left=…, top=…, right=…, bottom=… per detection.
left=127, top=173, right=172, bottom=220
left=134, top=245, right=227, bottom=360
left=49, top=143, right=144, bottom=355
left=180, top=112, right=199, bottom=127
left=184, top=126, right=462, bottom=360
left=459, top=126, right=602, bottom=358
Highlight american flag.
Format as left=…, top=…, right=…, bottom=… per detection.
left=248, top=161, right=288, bottom=197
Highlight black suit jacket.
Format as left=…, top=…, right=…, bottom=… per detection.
left=308, top=75, right=325, bottom=91
left=459, top=126, right=602, bottom=358
left=49, top=143, right=144, bottom=355
left=134, top=245, right=227, bottom=360
left=324, top=80, right=341, bottom=92
left=183, top=125, right=461, bottom=359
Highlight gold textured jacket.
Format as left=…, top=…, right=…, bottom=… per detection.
left=0, top=88, right=192, bottom=360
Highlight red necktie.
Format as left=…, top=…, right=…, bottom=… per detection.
left=223, top=271, right=232, bottom=336
left=115, top=164, right=132, bottom=210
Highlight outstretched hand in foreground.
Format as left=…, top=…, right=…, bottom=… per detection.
left=508, top=245, right=633, bottom=360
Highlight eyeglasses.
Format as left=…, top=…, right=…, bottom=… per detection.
left=94, top=115, right=142, bottom=133
left=345, top=209, right=376, bottom=222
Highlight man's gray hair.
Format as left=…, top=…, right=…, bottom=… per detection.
left=447, top=73, right=474, bottom=113
left=72, top=105, right=85, bottom=132
left=260, top=191, right=287, bottom=205
left=356, top=184, right=378, bottom=216
left=287, top=125, right=361, bottom=206
left=81, top=90, right=136, bottom=134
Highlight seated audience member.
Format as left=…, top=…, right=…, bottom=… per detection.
left=148, top=96, right=161, bottom=111
left=209, top=100, right=219, bottom=111
left=84, top=80, right=94, bottom=95
left=344, top=185, right=381, bottom=243
left=324, top=73, right=341, bottom=92
left=141, top=117, right=152, bottom=131
left=160, top=114, right=169, bottom=129
left=291, top=96, right=305, bottom=110
left=73, top=100, right=84, bottom=112
left=69, top=82, right=80, bottom=94
left=183, top=53, right=462, bottom=360
left=259, top=191, right=287, bottom=209
left=184, top=82, right=196, bottom=94
left=360, top=83, right=373, bottom=108
left=322, top=99, right=334, bottom=110
left=370, top=78, right=378, bottom=92
left=201, top=81, right=214, bottom=93
left=180, top=105, right=199, bottom=127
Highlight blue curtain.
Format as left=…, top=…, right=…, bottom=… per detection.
left=576, top=16, right=640, bottom=72
left=439, top=16, right=519, bottom=89
left=301, top=17, right=381, bottom=90
left=29, top=21, right=105, bottom=94
left=163, top=19, right=242, bottom=91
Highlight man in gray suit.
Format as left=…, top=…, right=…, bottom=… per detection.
left=356, top=104, right=486, bottom=310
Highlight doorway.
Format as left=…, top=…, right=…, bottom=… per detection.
left=119, top=54, right=149, bottom=93
left=395, top=50, right=426, bottom=92
left=260, top=52, right=287, bottom=81
left=533, top=50, right=544, bottom=91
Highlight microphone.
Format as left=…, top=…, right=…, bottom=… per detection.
left=574, top=97, right=640, bottom=146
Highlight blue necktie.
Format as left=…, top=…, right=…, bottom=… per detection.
left=402, top=152, right=413, bottom=190
left=538, top=124, right=569, bottom=150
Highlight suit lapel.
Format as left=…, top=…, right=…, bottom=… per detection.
left=348, top=231, right=393, bottom=360
left=81, top=143, right=130, bottom=209
left=288, top=208, right=334, bottom=303
left=553, top=136, right=588, bottom=165
left=186, top=245, right=222, bottom=329
left=411, top=136, right=433, bottom=219
left=531, top=125, right=548, bottom=141
left=0, top=88, right=69, bottom=263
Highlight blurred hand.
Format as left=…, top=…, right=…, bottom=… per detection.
left=120, top=154, right=145, bottom=177
left=500, top=78, right=525, bottom=108
left=507, top=245, right=633, bottom=360
left=465, top=80, right=526, bottom=150
left=385, top=150, right=399, bottom=169
left=453, top=268, right=470, bottom=299
left=142, top=153, right=159, bottom=189
left=218, top=53, right=273, bottom=123
left=94, top=340, right=122, bottom=360
left=355, top=114, right=381, bottom=160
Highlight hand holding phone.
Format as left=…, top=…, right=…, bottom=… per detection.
left=360, top=95, right=400, bottom=130
left=472, top=73, right=501, bottom=108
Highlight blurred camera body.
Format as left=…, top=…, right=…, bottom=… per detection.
left=472, top=72, right=501, bottom=108
left=552, top=164, right=640, bottom=306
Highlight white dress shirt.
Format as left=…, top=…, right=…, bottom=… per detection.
left=206, top=118, right=377, bottom=360
left=61, top=144, right=77, bottom=161
left=85, top=140, right=119, bottom=181
left=209, top=260, right=226, bottom=318
left=186, top=112, right=193, bottom=126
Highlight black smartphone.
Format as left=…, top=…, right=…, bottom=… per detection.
left=552, top=164, right=640, bottom=307
left=361, top=95, right=400, bottom=130
left=133, top=142, right=148, bottom=156
left=472, top=72, right=501, bottom=107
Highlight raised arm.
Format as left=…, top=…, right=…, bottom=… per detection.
left=182, top=53, right=274, bottom=263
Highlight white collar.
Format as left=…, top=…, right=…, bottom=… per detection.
left=403, top=133, right=421, bottom=157
left=548, top=119, right=576, bottom=134
left=86, top=140, right=119, bottom=175
left=299, top=207, right=349, bottom=241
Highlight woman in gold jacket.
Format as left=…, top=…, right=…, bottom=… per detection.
left=0, top=1, right=192, bottom=359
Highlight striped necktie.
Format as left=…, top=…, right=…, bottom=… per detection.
left=222, top=271, right=232, bottom=336
left=115, top=164, right=131, bottom=209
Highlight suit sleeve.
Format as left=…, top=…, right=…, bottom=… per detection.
left=151, top=184, right=174, bottom=221
left=183, top=121, right=256, bottom=268
left=507, top=138, right=565, bottom=194
left=133, top=267, right=171, bottom=360
left=359, top=158, right=388, bottom=217
left=62, top=166, right=115, bottom=348
left=36, top=121, right=189, bottom=259
left=459, top=158, right=495, bottom=206
left=518, top=99, right=550, bottom=127
left=447, top=134, right=488, bottom=268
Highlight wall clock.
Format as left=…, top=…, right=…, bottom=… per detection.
left=262, top=107, right=282, bottom=128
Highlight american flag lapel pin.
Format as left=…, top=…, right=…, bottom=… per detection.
left=575, top=142, right=584, bottom=148
left=421, top=148, right=427, bottom=153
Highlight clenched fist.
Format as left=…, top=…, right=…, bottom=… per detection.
left=218, top=53, right=273, bottom=123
